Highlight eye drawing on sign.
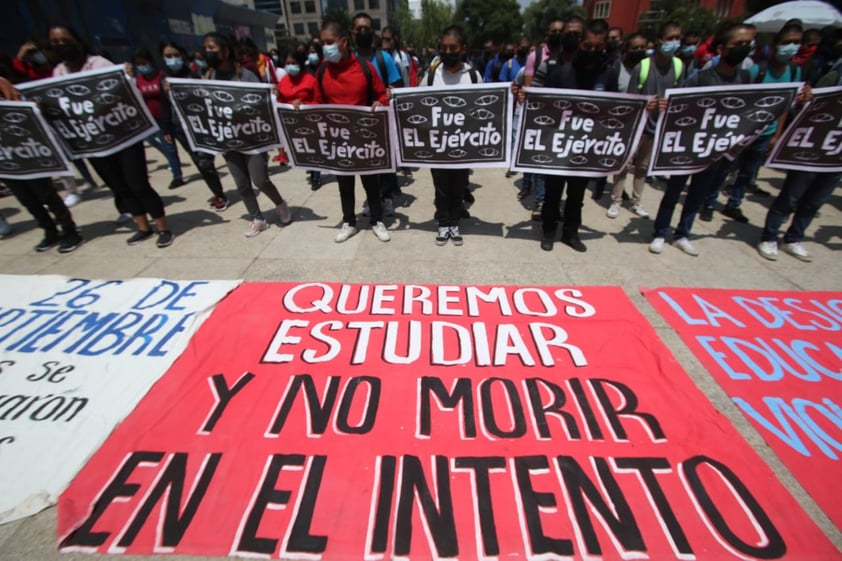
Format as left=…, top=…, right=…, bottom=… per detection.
left=474, top=94, right=499, bottom=106
left=570, top=155, right=589, bottom=165
left=792, top=151, right=820, bottom=161
left=406, top=115, right=428, bottom=125
left=449, top=149, right=468, bottom=158
left=395, top=101, right=414, bottom=112
left=172, top=91, right=189, bottom=101
left=552, top=99, right=569, bottom=110
left=675, top=116, right=697, bottom=127
left=368, top=159, right=384, bottom=166
left=746, top=110, right=776, bottom=123
left=326, top=113, right=351, bottom=124
left=531, top=154, right=553, bottom=163
left=478, top=147, right=500, bottom=157
left=240, top=93, right=262, bottom=104
left=45, top=107, right=63, bottom=117
left=295, top=127, right=315, bottom=135
left=576, top=101, right=600, bottom=114
left=187, top=103, right=205, bottom=113
left=306, top=156, right=326, bottom=164
left=719, top=96, right=746, bottom=109
left=212, top=90, right=235, bottom=103
left=608, top=105, right=635, bottom=117
left=237, top=105, right=258, bottom=116
left=95, top=134, right=115, bottom=145
left=65, top=84, right=91, bottom=96
left=125, top=120, right=142, bottom=131
left=304, top=113, right=323, bottom=122
left=354, top=128, right=377, bottom=139
left=192, top=87, right=212, bottom=97
left=95, top=92, right=119, bottom=104
left=5, top=125, right=28, bottom=137
left=697, top=97, right=716, bottom=108
left=599, top=157, right=617, bottom=167
left=600, top=118, right=624, bottom=130
left=3, top=112, right=27, bottom=124
left=670, top=155, right=694, bottom=165
left=443, top=96, right=467, bottom=108
left=419, top=96, right=439, bottom=106
left=255, top=133, right=273, bottom=142
left=96, top=78, right=119, bottom=91
left=282, top=117, right=298, bottom=125
left=468, top=108, right=494, bottom=120
left=667, top=103, right=688, bottom=114
left=39, top=159, right=58, bottom=167
left=45, top=88, right=64, bottom=98
left=533, top=115, right=555, bottom=126
left=754, top=95, right=784, bottom=108
left=809, top=113, right=834, bottom=123
left=0, top=162, right=21, bottom=170
left=356, top=117, right=379, bottom=127
left=228, top=139, right=246, bottom=148
left=336, top=159, right=355, bottom=167
left=414, top=150, right=434, bottom=159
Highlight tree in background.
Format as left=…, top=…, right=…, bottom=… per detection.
left=454, top=0, right=523, bottom=49
left=647, top=0, right=718, bottom=38
left=393, top=0, right=453, bottom=56
left=522, top=0, right=586, bottom=43
left=323, top=7, right=352, bottom=35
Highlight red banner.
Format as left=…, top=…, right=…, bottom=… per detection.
left=58, top=283, right=838, bottom=559
left=644, top=287, right=842, bottom=532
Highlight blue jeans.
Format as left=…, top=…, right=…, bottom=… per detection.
left=761, top=170, right=840, bottom=243
left=654, top=159, right=731, bottom=240
left=726, top=134, right=772, bottom=209
left=146, top=131, right=182, bottom=181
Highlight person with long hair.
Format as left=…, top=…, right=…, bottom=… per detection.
left=277, top=46, right=320, bottom=188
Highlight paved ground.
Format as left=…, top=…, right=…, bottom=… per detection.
left=0, top=147, right=840, bottom=559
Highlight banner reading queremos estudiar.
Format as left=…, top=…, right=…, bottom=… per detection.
left=649, top=83, right=801, bottom=176
left=766, top=86, right=842, bottom=172
left=0, top=101, right=73, bottom=180
left=389, top=84, right=512, bottom=168
left=17, top=66, right=159, bottom=159
left=168, top=78, right=282, bottom=155
left=512, top=88, right=650, bottom=177
left=277, top=104, right=394, bottom=175
left=0, top=275, right=239, bottom=525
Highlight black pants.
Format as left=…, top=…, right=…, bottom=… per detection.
left=339, top=174, right=381, bottom=226
left=542, top=176, right=588, bottom=238
left=379, top=172, right=399, bottom=199
left=173, top=129, right=224, bottom=198
left=89, top=142, right=165, bottom=219
left=5, top=177, right=77, bottom=237
left=431, top=169, right=468, bottom=227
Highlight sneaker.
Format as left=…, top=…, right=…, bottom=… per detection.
left=699, top=206, right=714, bottom=222
left=115, top=212, right=133, bottom=224
left=631, top=204, right=650, bottom=218
left=362, top=202, right=370, bottom=216
left=435, top=226, right=450, bottom=246
left=57, top=233, right=83, bottom=253
left=372, top=221, right=391, bottom=242
left=35, top=235, right=59, bottom=252
left=383, top=198, right=395, bottom=217
left=156, top=230, right=175, bottom=248
left=464, top=191, right=475, bottom=205
left=606, top=202, right=621, bottom=219
left=335, top=222, right=358, bottom=243
left=244, top=220, right=269, bottom=238
left=674, top=237, right=700, bottom=256
left=505, top=170, right=515, bottom=178
left=277, top=201, right=292, bottom=225
left=561, top=235, right=587, bottom=253
left=63, top=193, right=81, bottom=207
left=517, top=186, right=530, bottom=201
left=209, top=196, right=229, bottom=211
left=649, top=237, right=665, bottom=254
left=540, top=237, right=554, bottom=251
left=168, top=178, right=186, bottom=190
left=757, top=240, right=778, bottom=261
left=721, top=206, right=749, bottom=223
left=531, top=201, right=543, bottom=221
left=126, top=230, right=154, bottom=245
left=449, top=226, right=463, bottom=246
left=783, top=242, right=812, bottom=262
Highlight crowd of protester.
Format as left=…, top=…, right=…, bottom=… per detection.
left=0, top=13, right=839, bottom=263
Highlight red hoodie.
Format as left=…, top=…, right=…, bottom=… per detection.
left=315, top=54, right=387, bottom=106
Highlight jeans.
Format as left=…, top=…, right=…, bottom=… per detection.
left=147, top=131, right=183, bottom=181
left=223, top=151, right=284, bottom=221
left=761, top=170, right=840, bottom=243
left=726, top=134, right=772, bottom=209
left=654, top=158, right=731, bottom=240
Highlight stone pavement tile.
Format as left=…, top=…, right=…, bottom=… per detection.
left=140, top=257, right=251, bottom=281
left=245, top=258, right=357, bottom=282
left=36, top=255, right=155, bottom=281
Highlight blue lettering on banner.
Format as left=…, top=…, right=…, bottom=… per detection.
left=731, top=296, right=842, bottom=331
left=657, top=292, right=746, bottom=328
left=734, top=396, right=842, bottom=459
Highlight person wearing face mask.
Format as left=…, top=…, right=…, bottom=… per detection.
left=312, top=19, right=391, bottom=244
left=530, top=18, right=618, bottom=253
left=486, top=41, right=515, bottom=83
left=190, top=49, right=208, bottom=74
left=714, top=23, right=805, bottom=225
left=202, top=32, right=292, bottom=238
left=305, top=42, right=322, bottom=74
left=11, top=39, right=52, bottom=82
left=607, top=26, right=624, bottom=65
left=277, top=47, right=320, bottom=188
left=235, top=37, right=276, bottom=84
left=49, top=24, right=175, bottom=247
left=650, top=23, right=754, bottom=258
left=132, top=48, right=185, bottom=190
left=158, top=40, right=228, bottom=210
left=793, top=28, right=821, bottom=70
left=678, top=32, right=702, bottom=75
left=499, top=36, right=531, bottom=83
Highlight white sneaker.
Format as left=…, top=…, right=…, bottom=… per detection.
left=276, top=201, right=292, bottom=225
left=383, top=198, right=396, bottom=217
left=674, top=237, right=700, bottom=256
left=435, top=226, right=450, bottom=246
left=63, top=193, right=81, bottom=207
left=244, top=219, right=269, bottom=238
left=449, top=225, right=463, bottom=246
left=631, top=204, right=649, bottom=218
left=372, top=221, right=391, bottom=242
left=649, top=237, right=665, bottom=254
left=757, top=240, right=778, bottom=261
left=606, top=202, right=621, bottom=218
left=335, top=222, right=358, bottom=243
left=783, top=242, right=812, bottom=262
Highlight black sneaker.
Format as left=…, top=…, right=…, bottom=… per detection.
left=561, top=235, right=587, bottom=253
left=35, top=235, right=59, bottom=252
left=156, top=230, right=175, bottom=248
left=721, top=206, right=749, bottom=223
left=57, top=233, right=83, bottom=253
left=699, top=206, right=715, bottom=222
left=168, top=178, right=186, bottom=190
left=126, top=230, right=154, bottom=245
left=540, top=237, right=554, bottom=251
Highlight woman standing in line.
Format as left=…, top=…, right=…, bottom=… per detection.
left=276, top=46, right=321, bottom=188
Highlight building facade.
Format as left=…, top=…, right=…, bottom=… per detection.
left=582, top=0, right=746, bottom=35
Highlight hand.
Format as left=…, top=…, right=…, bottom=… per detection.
left=164, top=134, right=173, bottom=143
left=124, top=62, right=134, bottom=78
left=371, top=100, right=382, bottom=110
left=292, top=99, right=302, bottom=111
left=511, top=82, right=519, bottom=96
left=16, top=41, right=37, bottom=61
left=385, top=88, right=394, bottom=100
left=0, top=77, right=20, bottom=101
left=162, top=77, right=170, bottom=92
left=646, top=97, right=657, bottom=112
left=796, top=85, right=813, bottom=105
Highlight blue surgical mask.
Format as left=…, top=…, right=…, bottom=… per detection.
left=645, top=48, right=655, bottom=57
left=285, top=64, right=301, bottom=76
left=195, top=59, right=208, bottom=70
left=681, top=45, right=697, bottom=57
left=775, top=43, right=801, bottom=62
left=136, top=64, right=153, bottom=75
left=659, top=40, right=680, bottom=56
left=322, top=43, right=341, bottom=63
left=307, top=52, right=319, bottom=65
left=165, top=57, right=184, bottom=71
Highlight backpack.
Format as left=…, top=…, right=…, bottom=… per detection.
left=637, top=57, right=684, bottom=91
left=426, top=62, right=480, bottom=86
left=317, top=56, right=376, bottom=104
left=754, top=59, right=800, bottom=83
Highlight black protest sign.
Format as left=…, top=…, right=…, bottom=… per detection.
left=390, top=84, right=511, bottom=168
left=649, top=83, right=799, bottom=176
left=276, top=104, right=394, bottom=175
left=766, top=86, right=842, bottom=172
left=168, top=78, right=281, bottom=155
left=513, top=88, right=649, bottom=177
left=0, top=101, right=73, bottom=180
left=17, top=66, right=158, bottom=159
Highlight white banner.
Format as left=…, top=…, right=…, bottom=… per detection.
left=0, top=275, right=239, bottom=524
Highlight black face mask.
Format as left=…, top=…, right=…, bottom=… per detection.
left=54, top=43, right=81, bottom=62
left=577, top=49, right=606, bottom=69
left=547, top=33, right=562, bottom=50
left=501, top=50, right=514, bottom=61
left=204, top=50, right=222, bottom=69
left=626, top=50, right=647, bottom=66
left=561, top=32, right=581, bottom=53
left=829, top=44, right=842, bottom=61
left=517, top=47, right=529, bottom=58
left=440, top=52, right=461, bottom=68
left=356, top=30, right=374, bottom=49
left=607, top=39, right=620, bottom=53
left=723, top=44, right=751, bottom=67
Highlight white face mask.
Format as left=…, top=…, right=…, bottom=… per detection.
left=322, top=43, right=341, bottom=63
